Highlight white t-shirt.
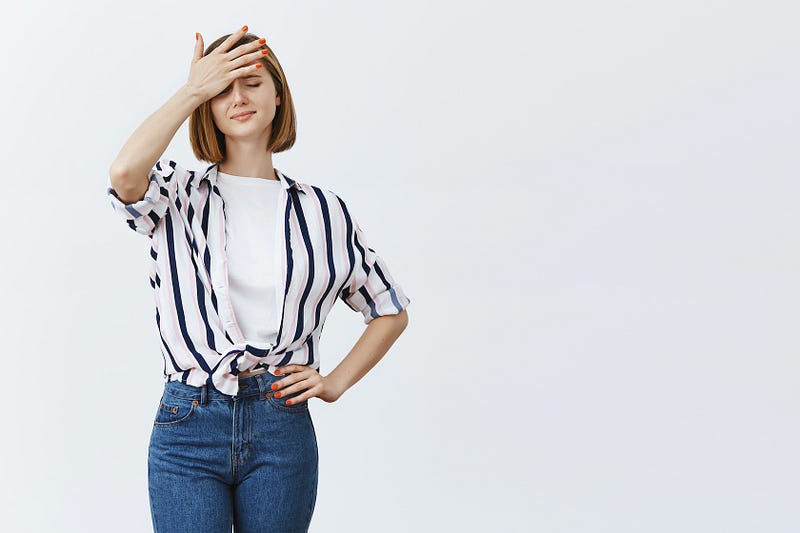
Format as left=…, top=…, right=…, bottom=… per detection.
left=215, top=170, right=282, bottom=344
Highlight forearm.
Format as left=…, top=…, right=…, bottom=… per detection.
left=109, top=85, right=205, bottom=190
left=326, top=310, right=409, bottom=398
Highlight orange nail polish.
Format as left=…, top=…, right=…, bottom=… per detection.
left=274, top=369, right=281, bottom=375
left=259, top=38, right=266, bottom=44
left=261, top=50, right=268, bottom=55
left=286, top=400, right=292, bottom=405
left=242, top=25, right=248, bottom=32
left=196, top=32, right=199, bottom=41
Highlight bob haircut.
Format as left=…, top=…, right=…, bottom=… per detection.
left=189, top=32, right=297, bottom=162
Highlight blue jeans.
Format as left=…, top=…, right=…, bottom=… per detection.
left=147, top=372, right=319, bottom=532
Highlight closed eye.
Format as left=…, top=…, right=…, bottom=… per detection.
left=220, top=84, right=261, bottom=93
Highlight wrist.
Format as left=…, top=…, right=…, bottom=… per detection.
left=326, top=372, right=350, bottom=399
left=177, top=83, right=207, bottom=108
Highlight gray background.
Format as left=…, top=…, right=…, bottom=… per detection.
left=0, top=0, right=797, bottom=531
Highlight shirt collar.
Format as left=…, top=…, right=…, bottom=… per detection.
left=192, top=163, right=305, bottom=194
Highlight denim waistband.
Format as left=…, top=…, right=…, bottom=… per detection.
left=163, top=369, right=285, bottom=403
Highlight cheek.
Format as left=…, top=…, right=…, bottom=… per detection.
left=210, top=97, right=227, bottom=113
left=211, top=107, right=229, bottom=126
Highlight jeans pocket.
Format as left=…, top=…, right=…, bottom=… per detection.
left=153, top=391, right=199, bottom=427
left=268, top=388, right=309, bottom=413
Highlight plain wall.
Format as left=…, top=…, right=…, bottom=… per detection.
left=0, top=1, right=797, bottom=531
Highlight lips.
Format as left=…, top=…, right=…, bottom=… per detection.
left=231, top=111, right=255, bottom=119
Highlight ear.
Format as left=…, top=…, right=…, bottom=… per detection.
left=276, top=94, right=281, bottom=106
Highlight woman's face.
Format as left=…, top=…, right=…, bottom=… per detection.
left=209, top=63, right=281, bottom=141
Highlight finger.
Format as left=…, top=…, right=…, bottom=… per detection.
left=275, top=364, right=300, bottom=375
left=225, top=37, right=266, bottom=68
left=232, top=43, right=270, bottom=68
left=270, top=377, right=292, bottom=391
left=271, top=370, right=302, bottom=390
left=273, top=383, right=298, bottom=398
left=285, top=387, right=318, bottom=405
left=272, top=372, right=315, bottom=393
left=216, top=24, right=250, bottom=55
left=278, top=368, right=312, bottom=392
left=228, top=56, right=265, bottom=80
left=273, top=378, right=306, bottom=397
left=193, top=32, right=203, bottom=61
left=247, top=46, right=270, bottom=64
left=231, top=61, right=264, bottom=78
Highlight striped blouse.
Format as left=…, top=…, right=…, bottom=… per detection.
left=106, top=158, right=411, bottom=397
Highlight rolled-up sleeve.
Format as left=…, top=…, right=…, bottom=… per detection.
left=106, top=158, right=183, bottom=237
left=338, top=200, right=411, bottom=324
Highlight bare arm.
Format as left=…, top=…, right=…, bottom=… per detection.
left=108, top=26, right=269, bottom=204
left=325, top=310, right=409, bottom=398
left=108, top=85, right=204, bottom=204
left=271, top=311, right=409, bottom=405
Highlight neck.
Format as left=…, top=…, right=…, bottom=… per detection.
left=218, top=140, right=278, bottom=180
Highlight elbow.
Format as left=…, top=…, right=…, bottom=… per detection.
left=399, top=308, right=409, bottom=329
left=392, top=309, right=409, bottom=332
left=109, top=161, right=129, bottom=183
left=109, top=162, right=133, bottom=193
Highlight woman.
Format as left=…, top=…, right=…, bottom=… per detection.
left=106, top=25, right=411, bottom=532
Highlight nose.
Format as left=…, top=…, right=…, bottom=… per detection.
left=230, top=81, right=248, bottom=103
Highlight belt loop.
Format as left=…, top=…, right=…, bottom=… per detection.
left=200, top=384, right=208, bottom=406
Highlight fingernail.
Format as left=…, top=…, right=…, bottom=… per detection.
left=286, top=400, right=292, bottom=406
left=256, top=64, right=263, bottom=68
left=271, top=383, right=278, bottom=390
left=241, top=25, right=248, bottom=32
left=274, top=369, right=281, bottom=375
left=195, top=32, right=199, bottom=41
left=259, top=38, right=266, bottom=44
